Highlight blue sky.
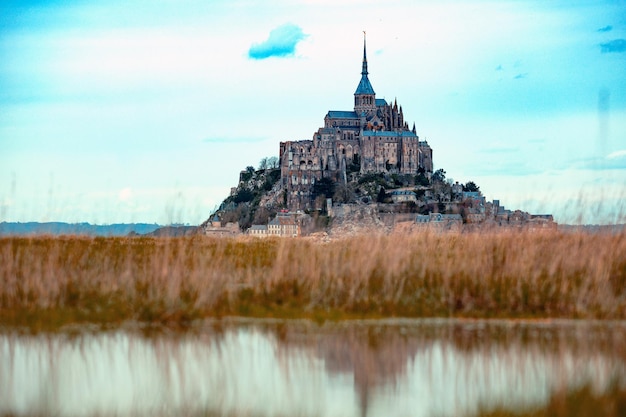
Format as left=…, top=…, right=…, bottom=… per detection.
left=1, top=0, right=625, bottom=224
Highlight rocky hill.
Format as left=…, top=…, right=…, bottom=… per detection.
left=203, top=166, right=284, bottom=231
left=205, top=160, right=503, bottom=235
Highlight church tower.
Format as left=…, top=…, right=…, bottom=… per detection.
left=354, top=33, right=376, bottom=115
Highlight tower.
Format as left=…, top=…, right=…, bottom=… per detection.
left=354, top=32, right=376, bottom=115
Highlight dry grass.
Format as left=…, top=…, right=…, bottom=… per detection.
left=1, top=228, right=625, bottom=329
left=475, top=381, right=626, bottom=417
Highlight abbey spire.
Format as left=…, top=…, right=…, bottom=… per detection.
left=354, top=32, right=376, bottom=114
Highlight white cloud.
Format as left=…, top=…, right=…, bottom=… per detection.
left=607, top=150, right=626, bottom=160
left=118, top=187, right=133, bottom=203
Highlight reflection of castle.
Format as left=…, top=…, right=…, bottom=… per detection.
left=279, top=35, right=433, bottom=210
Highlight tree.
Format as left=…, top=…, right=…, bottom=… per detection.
left=240, top=165, right=256, bottom=182
left=258, top=157, right=268, bottom=171
left=333, top=183, right=352, bottom=204
left=252, top=207, right=275, bottom=225
left=415, top=173, right=429, bottom=187
left=463, top=181, right=480, bottom=192
left=347, top=154, right=361, bottom=174
left=312, top=177, right=335, bottom=200
left=267, top=168, right=281, bottom=183
left=267, top=156, right=279, bottom=169
left=233, top=189, right=255, bottom=204
left=432, top=168, right=446, bottom=183
left=377, top=187, right=389, bottom=203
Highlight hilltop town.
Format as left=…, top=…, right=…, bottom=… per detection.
left=203, top=36, right=554, bottom=238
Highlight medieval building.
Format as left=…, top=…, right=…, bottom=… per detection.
left=279, top=36, right=433, bottom=210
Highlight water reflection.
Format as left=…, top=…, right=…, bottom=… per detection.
left=1, top=319, right=625, bottom=417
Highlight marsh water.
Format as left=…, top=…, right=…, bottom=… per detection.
left=1, top=319, right=625, bottom=417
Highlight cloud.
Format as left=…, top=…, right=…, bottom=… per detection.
left=527, top=138, right=546, bottom=145
left=569, top=151, right=626, bottom=171
left=118, top=187, right=133, bottom=202
left=202, top=137, right=264, bottom=144
left=470, top=159, right=543, bottom=176
left=479, top=142, right=519, bottom=154
left=607, top=150, right=626, bottom=160
left=597, top=25, right=613, bottom=33
left=0, top=198, right=13, bottom=210
left=248, top=23, right=307, bottom=60
left=600, top=39, right=626, bottom=53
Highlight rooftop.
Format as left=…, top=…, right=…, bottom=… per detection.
left=326, top=110, right=358, bottom=119
left=362, top=130, right=418, bottom=138
left=355, top=74, right=375, bottom=96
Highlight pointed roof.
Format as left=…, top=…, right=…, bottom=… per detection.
left=354, top=33, right=375, bottom=96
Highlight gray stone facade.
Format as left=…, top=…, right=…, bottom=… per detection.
left=279, top=36, right=433, bottom=210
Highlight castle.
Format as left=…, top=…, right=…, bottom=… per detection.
left=279, top=35, right=433, bottom=210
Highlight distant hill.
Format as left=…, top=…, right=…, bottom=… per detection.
left=0, top=222, right=163, bottom=237
left=142, top=225, right=201, bottom=237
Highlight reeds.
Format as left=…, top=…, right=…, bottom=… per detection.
left=475, top=381, right=626, bottom=417
left=1, top=228, right=625, bottom=328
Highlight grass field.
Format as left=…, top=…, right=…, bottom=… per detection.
left=1, top=228, right=625, bottom=329
left=475, top=382, right=626, bottom=417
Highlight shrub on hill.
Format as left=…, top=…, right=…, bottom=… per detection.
left=218, top=166, right=283, bottom=230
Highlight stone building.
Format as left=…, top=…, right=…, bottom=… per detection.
left=279, top=36, right=433, bottom=210
left=248, top=212, right=300, bottom=237
left=268, top=214, right=299, bottom=237
left=390, top=190, right=417, bottom=203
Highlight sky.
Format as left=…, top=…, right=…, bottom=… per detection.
left=1, top=0, right=625, bottom=225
